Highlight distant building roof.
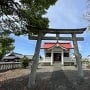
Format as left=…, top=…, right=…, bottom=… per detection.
left=3, top=52, right=34, bottom=61
left=41, top=42, right=73, bottom=50
left=3, top=56, right=20, bottom=60
left=87, top=55, right=90, bottom=58
left=8, top=52, right=24, bottom=58
left=25, top=55, right=33, bottom=60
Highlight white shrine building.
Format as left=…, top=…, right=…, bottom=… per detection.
left=41, top=41, right=76, bottom=65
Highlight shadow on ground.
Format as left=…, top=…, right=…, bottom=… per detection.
left=0, top=69, right=90, bottom=90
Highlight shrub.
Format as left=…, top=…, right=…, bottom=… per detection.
left=21, top=56, right=29, bottom=68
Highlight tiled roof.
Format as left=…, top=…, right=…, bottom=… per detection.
left=42, top=42, right=73, bottom=49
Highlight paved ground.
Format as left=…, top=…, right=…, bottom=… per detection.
left=0, top=64, right=90, bottom=90
left=48, top=65, right=76, bottom=90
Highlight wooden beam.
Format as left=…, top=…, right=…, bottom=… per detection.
left=29, top=36, right=84, bottom=41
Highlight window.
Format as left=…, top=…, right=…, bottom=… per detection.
left=64, top=53, right=69, bottom=57
left=45, top=53, right=51, bottom=57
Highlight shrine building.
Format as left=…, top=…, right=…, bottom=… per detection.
left=41, top=41, right=76, bottom=65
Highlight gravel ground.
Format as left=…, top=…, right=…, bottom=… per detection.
left=0, top=69, right=30, bottom=82
left=0, top=65, right=90, bottom=90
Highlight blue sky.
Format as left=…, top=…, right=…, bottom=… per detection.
left=12, top=0, right=90, bottom=58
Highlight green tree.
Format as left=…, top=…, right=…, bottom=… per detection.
left=19, top=0, right=57, bottom=88
left=18, top=0, right=57, bottom=88
left=84, top=0, right=90, bottom=29
left=0, top=31, right=15, bottom=61
left=0, top=0, right=57, bottom=88
left=21, top=56, right=29, bottom=68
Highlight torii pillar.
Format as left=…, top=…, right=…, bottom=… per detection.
left=72, top=34, right=84, bottom=78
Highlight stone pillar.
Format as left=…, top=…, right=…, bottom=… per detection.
left=51, top=50, right=53, bottom=65
left=61, top=50, right=64, bottom=65
left=72, top=34, right=84, bottom=78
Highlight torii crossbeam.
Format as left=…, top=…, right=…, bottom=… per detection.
left=29, top=28, right=86, bottom=41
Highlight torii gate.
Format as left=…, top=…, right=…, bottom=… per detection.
left=28, top=27, right=86, bottom=87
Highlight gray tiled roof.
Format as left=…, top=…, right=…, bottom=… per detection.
left=3, top=56, right=19, bottom=60
left=3, top=52, right=34, bottom=60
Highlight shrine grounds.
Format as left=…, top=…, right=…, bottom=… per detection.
left=0, top=65, right=90, bottom=90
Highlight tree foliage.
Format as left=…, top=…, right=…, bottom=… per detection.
left=0, top=0, right=20, bottom=15
left=84, top=0, right=90, bottom=30
left=0, top=31, right=15, bottom=60
left=20, top=0, right=56, bottom=28
left=0, top=0, right=21, bottom=35
left=15, top=0, right=57, bottom=35
left=0, top=0, right=57, bottom=36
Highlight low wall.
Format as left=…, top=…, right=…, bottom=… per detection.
left=0, top=62, right=21, bottom=71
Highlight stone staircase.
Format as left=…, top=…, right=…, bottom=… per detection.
left=53, top=61, right=62, bottom=66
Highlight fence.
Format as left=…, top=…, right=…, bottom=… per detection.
left=0, top=62, right=21, bottom=71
